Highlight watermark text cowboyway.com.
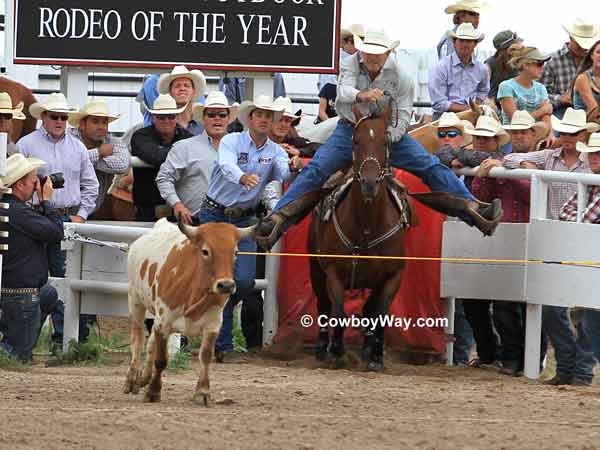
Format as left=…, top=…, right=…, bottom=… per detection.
left=300, top=314, right=448, bottom=331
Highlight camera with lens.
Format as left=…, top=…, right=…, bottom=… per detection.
left=37, top=172, right=65, bottom=189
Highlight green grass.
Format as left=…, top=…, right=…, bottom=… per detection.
left=232, top=306, right=247, bottom=353
left=0, top=347, right=25, bottom=370
left=49, top=325, right=130, bottom=365
left=167, top=349, right=192, bottom=372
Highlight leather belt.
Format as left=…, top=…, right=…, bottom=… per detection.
left=1, top=287, right=40, bottom=295
left=338, top=118, right=356, bottom=127
left=56, top=206, right=79, bottom=216
left=203, top=197, right=257, bottom=219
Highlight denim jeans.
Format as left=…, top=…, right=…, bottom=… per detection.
left=274, top=121, right=474, bottom=212
left=453, top=299, right=474, bottom=364
left=197, top=207, right=257, bottom=352
left=0, top=292, right=41, bottom=362
left=585, top=308, right=600, bottom=362
left=542, top=305, right=595, bottom=381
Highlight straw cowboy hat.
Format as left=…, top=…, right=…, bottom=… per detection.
left=29, top=92, right=78, bottom=120
left=445, top=0, right=490, bottom=14
left=433, top=112, right=474, bottom=146
left=273, top=97, right=301, bottom=120
left=0, top=153, right=45, bottom=188
left=563, top=18, right=600, bottom=50
left=551, top=108, right=600, bottom=134
left=237, top=95, right=284, bottom=128
left=576, top=133, right=600, bottom=153
left=340, top=23, right=365, bottom=39
left=354, top=28, right=400, bottom=55
left=157, top=65, right=207, bottom=102
left=0, top=92, right=26, bottom=120
left=465, top=116, right=511, bottom=147
left=502, top=110, right=549, bottom=142
left=146, top=94, right=186, bottom=115
left=192, top=91, right=239, bottom=124
left=68, top=99, right=121, bottom=127
left=447, top=23, right=485, bottom=42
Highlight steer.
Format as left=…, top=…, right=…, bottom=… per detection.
left=123, top=217, right=255, bottom=405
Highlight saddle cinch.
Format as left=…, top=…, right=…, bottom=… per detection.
left=316, top=168, right=417, bottom=228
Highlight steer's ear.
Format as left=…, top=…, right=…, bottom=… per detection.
left=237, top=224, right=257, bottom=240
left=178, top=213, right=200, bottom=242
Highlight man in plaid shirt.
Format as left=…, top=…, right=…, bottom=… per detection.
left=541, top=18, right=600, bottom=118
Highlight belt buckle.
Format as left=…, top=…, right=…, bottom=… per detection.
left=223, top=207, right=242, bottom=219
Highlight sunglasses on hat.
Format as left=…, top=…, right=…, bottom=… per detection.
left=438, top=130, right=461, bottom=139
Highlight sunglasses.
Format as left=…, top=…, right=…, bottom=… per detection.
left=205, top=112, right=229, bottom=119
left=0, top=113, right=13, bottom=121
left=438, top=130, right=461, bottom=139
left=155, top=114, right=176, bottom=121
left=532, top=61, right=545, bottom=68
left=49, top=114, right=69, bottom=121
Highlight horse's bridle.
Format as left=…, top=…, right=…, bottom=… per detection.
left=352, top=115, right=392, bottom=185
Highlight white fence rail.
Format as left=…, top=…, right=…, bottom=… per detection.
left=443, top=167, right=600, bottom=379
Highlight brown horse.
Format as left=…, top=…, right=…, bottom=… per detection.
left=307, top=100, right=413, bottom=372
left=0, top=77, right=37, bottom=142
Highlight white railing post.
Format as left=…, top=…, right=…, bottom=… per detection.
left=576, top=181, right=588, bottom=223
left=529, top=173, right=548, bottom=220
left=442, top=297, right=455, bottom=366
left=62, top=241, right=82, bottom=351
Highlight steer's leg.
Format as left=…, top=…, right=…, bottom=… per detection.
left=144, top=329, right=169, bottom=403
left=124, top=301, right=146, bottom=394
left=192, top=306, right=222, bottom=406
left=140, top=327, right=157, bottom=388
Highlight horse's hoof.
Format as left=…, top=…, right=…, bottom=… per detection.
left=331, top=357, right=345, bottom=370
left=366, top=361, right=384, bottom=373
left=144, top=391, right=161, bottom=403
left=315, top=348, right=328, bottom=362
left=192, top=393, right=210, bottom=407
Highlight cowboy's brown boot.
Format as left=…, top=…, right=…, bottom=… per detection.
left=410, top=192, right=502, bottom=236
left=256, top=190, right=326, bottom=250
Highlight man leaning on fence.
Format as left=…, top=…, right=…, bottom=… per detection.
left=0, top=154, right=63, bottom=362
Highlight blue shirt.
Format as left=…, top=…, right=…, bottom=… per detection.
left=206, top=131, right=292, bottom=209
left=428, top=52, right=490, bottom=114
left=497, top=78, right=549, bottom=124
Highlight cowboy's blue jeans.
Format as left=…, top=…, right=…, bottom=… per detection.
left=585, top=309, right=600, bottom=362
left=198, top=208, right=257, bottom=353
left=274, top=121, right=474, bottom=212
left=0, top=292, right=41, bottom=362
left=542, top=305, right=595, bottom=382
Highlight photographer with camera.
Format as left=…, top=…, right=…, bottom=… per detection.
left=0, top=154, right=64, bottom=362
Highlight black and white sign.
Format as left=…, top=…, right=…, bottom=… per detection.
left=14, top=0, right=342, bottom=73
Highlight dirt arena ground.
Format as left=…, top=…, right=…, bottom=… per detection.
left=1, top=351, right=600, bottom=450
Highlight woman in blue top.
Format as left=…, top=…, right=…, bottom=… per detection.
left=572, top=40, right=600, bottom=118
left=497, top=44, right=553, bottom=143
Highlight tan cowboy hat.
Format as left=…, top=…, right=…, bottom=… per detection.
left=192, top=91, right=239, bottom=124
left=502, top=110, right=549, bottom=142
left=340, top=23, right=365, bottom=39
left=551, top=108, right=600, bottom=134
left=157, top=65, right=207, bottom=102
left=445, top=0, right=490, bottom=14
left=354, top=28, right=400, bottom=55
left=273, top=97, right=301, bottom=120
left=576, top=132, right=600, bottom=153
left=0, top=153, right=45, bottom=188
left=465, top=115, right=511, bottom=147
left=432, top=112, right=474, bottom=146
left=447, top=23, right=485, bottom=42
left=29, top=92, right=78, bottom=120
left=563, top=18, right=600, bottom=50
left=237, top=95, right=284, bottom=128
left=146, top=94, right=186, bottom=115
left=68, top=98, right=121, bottom=127
left=0, top=92, right=25, bottom=120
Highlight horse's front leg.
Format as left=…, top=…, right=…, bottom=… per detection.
left=325, top=268, right=346, bottom=368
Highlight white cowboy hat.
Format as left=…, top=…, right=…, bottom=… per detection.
left=146, top=94, right=186, bottom=115
left=237, top=95, right=284, bottom=128
left=502, top=110, right=549, bottom=142
left=576, top=133, right=600, bottom=153
left=551, top=108, right=600, bottom=134
left=192, top=91, right=239, bottom=124
left=157, top=65, right=207, bottom=102
left=68, top=98, right=121, bottom=127
left=464, top=115, right=511, bottom=147
left=354, top=28, right=400, bottom=55
left=447, top=23, right=485, bottom=42
left=0, top=153, right=46, bottom=188
left=29, top=92, right=78, bottom=120
left=0, top=92, right=25, bottom=120
left=432, top=112, right=474, bottom=146
left=273, top=97, right=301, bottom=120
left=563, top=18, right=600, bottom=50
left=444, top=0, right=490, bottom=14
left=340, top=23, right=365, bottom=39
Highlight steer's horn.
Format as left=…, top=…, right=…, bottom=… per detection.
left=177, top=213, right=198, bottom=240
left=237, top=224, right=257, bottom=240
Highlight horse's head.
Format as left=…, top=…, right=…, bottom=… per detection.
left=351, top=100, right=392, bottom=203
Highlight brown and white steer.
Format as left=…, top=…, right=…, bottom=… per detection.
left=123, top=217, right=255, bottom=405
